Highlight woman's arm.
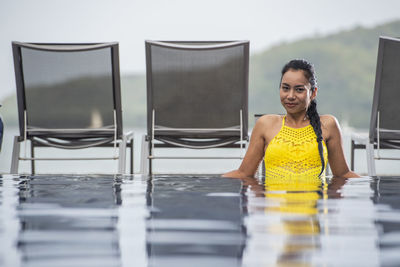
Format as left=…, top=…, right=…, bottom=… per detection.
left=223, top=117, right=270, bottom=178
left=323, top=115, right=360, bottom=178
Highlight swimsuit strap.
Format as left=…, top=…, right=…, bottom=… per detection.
left=282, top=115, right=286, bottom=127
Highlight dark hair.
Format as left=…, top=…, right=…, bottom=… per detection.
left=281, top=59, right=325, bottom=177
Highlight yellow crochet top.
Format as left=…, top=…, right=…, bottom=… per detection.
left=264, top=116, right=328, bottom=184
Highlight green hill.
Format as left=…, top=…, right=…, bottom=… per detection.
left=2, top=20, right=400, bottom=128
left=250, top=20, right=400, bottom=127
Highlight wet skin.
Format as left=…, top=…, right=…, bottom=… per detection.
left=224, top=69, right=360, bottom=179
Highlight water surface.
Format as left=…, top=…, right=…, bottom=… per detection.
left=1, top=174, right=400, bottom=266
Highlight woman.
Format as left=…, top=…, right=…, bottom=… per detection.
left=224, top=59, right=359, bottom=179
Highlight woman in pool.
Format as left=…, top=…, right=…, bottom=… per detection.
left=224, top=59, right=359, bottom=180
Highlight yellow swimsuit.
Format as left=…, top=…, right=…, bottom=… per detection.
left=264, top=116, right=328, bottom=185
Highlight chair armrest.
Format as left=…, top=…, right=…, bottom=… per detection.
left=123, top=131, right=134, bottom=141
left=351, top=132, right=369, bottom=144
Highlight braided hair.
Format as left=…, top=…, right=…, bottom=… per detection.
left=281, top=59, right=325, bottom=177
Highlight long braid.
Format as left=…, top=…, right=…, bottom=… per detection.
left=281, top=59, right=325, bottom=177
left=307, top=100, right=325, bottom=177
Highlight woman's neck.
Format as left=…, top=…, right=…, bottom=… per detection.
left=285, top=113, right=309, bottom=128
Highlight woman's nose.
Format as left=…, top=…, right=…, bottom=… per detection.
left=287, top=90, right=295, bottom=99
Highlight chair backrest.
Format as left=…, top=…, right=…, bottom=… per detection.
left=12, top=42, right=122, bottom=139
left=145, top=41, right=249, bottom=139
left=369, top=37, right=400, bottom=142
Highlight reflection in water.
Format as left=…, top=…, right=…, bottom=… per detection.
left=145, top=175, right=246, bottom=267
left=0, top=175, right=22, bottom=267
left=242, top=176, right=380, bottom=267
left=117, top=175, right=149, bottom=267
left=242, top=176, right=325, bottom=266
left=1, top=174, right=398, bottom=266
left=265, top=180, right=323, bottom=266
left=370, top=176, right=400, bottom=266
left=9, top=175, right=123, bottom=267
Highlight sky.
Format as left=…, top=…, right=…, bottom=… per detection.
left=1, top=0, right=400, bottom=101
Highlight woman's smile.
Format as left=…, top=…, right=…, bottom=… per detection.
left=223, top=58, right=360, bottom=180
left=285, top=102, right=298, bottom=108
left=280, top=69, right=314, bottom=114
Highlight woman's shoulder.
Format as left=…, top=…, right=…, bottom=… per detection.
left=320, top=114, right=339, bottom=127
left=256, top=114, right=282, bottom=127
left=320, top=114, right=341, bottom=135
left=253, top=114, right=283, bottom=141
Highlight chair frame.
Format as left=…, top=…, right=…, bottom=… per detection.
left=350, top=36, right=400, bottom=176
left=10, top=42, right=134, bottom=174
left=141, top=40, right=250, bottom=174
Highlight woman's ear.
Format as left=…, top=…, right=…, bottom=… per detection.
left=311, top=87, right=318, bottom=100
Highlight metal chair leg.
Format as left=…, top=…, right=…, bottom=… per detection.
left=118, top=136, right=127, bottom=174
left=140, top=135, right=149, bottom=175
left=130, top=139, right=134, bottom=174
left=350, top=140, right=355, bottom=171
left=148, top=140, right=152, bottom=175
left=366, top=142, right=376, bottom=176
left=31, top=140, right=35, bottom=174
left=10, top=136, right=20, bottom=174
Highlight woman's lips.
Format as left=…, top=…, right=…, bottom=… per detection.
left=285, top=103, right=297, bottom=108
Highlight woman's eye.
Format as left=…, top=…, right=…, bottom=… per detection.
left=296, top=87, right=305, bottom=92
left=282, top=86, right=289, bottom=91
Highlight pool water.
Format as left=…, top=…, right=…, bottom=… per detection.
left=1, top=174, right=400, bottom=266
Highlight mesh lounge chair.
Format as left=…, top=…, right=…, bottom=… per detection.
left=141, top=40, right=249, bottom=174
left=10, top=42, right=134, bottom=174
left=351, top=36, right=400, bottom=176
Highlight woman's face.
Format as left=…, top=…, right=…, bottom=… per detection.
left=280, top=69, right=316, bottom=115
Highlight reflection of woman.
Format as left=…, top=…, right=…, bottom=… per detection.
left=233, top=175, right=348, bottom=266
left=265, top=183, right=322, bottom=266
left=264, top=181, right=322, bottom=215
left=240, top=174, right=326, bottom=266
left=224, top=59, right=359, bottom=180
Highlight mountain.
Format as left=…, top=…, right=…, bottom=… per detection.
left=250, top=20, right=400, bottom=128
left=1, top=20, right=400, bottom=128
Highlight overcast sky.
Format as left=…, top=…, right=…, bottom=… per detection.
left=1, top=0, right=400, bottom=100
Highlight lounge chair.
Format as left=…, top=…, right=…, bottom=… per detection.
left=10, top=42, right=133, bottom=174
left=142, top=41, right=249, bottom=174
left=350, top=36, right=400, bottom=176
